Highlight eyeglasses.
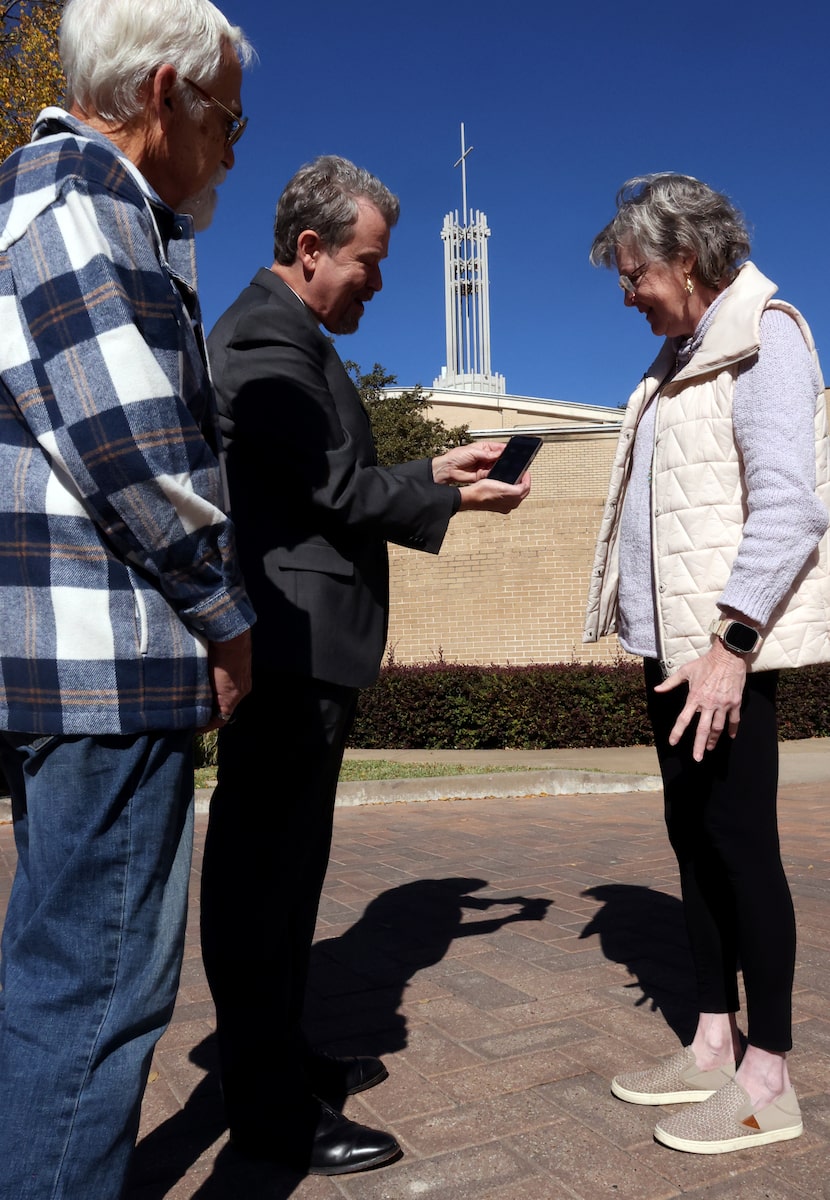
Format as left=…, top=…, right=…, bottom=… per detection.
left=618, top=262, right=649, bottom=295
left=183, top=77, right=248, bottom=148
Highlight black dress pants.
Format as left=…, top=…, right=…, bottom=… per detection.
left=200, top=669, right=358, bottom=1144
left=644, top=658, right=795, bottom=1052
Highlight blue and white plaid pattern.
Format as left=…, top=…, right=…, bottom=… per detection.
left=0, top=110, right=254, bottom=734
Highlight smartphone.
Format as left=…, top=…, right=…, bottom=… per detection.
left=486, top=435, right=542, bottom=484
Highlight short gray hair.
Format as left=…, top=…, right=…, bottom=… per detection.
left=273, top=155, right=400, bottom=265
left=590, top=173, right=752, bottom=289
left=60, top=0, right=255, bottom=125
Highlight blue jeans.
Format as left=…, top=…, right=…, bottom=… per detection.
left=0, top=730, right=194, bottom=1200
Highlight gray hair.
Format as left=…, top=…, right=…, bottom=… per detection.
left=60, top=0, right=255, bottom=124
left=590, top=173, right=752, bottom=289
left=273, top=155, right=400, bottom=265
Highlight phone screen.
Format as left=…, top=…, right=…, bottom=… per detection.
left=487, top=436, right=542, bottom=484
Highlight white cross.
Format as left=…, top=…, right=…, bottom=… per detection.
left=453, top=122, right=474, bottom=226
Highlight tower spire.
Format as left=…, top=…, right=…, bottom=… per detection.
left=454, top=122, right=473, bottom=225
left=434, top=124, right=505, bottom=395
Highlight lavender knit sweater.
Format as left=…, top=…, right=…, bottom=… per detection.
left=617, top=291, right=826, bottom=659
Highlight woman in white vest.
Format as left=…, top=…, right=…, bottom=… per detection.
left=585, top=174, right=830, bottom=1155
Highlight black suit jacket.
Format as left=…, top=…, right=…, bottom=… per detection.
left=208, top=270, right=459, bottom=688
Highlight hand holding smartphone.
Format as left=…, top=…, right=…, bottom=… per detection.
left=486, top=435, right=542, bottom=484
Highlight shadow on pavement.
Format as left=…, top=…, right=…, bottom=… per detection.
left=129, top=876, right=550, bottom=1199
left=305, top=877, right=551, bottom=1055
left=580, top=883, right=697, bottom=1043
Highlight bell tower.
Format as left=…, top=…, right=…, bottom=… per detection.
left=434, top=123, right=506, bottom=395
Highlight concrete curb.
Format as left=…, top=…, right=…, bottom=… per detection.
left=2, top=737, right=827, bottom=824
left=0, top=768, right=661, bottom=825
left=191, top=767, right=662, bottom=814
left=330, top=767, right=662, bottom=808
left=3, top=737, right=825, bottom=823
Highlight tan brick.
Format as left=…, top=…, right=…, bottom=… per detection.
left=386, top=437, right=624, bottom=666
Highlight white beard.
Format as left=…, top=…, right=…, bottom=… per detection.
left=181, top=166, right=227, bottom=232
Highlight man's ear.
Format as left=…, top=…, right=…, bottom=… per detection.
left=296, top=229, right=323, bottom=273
left=152, top=64, right=180, bottom=134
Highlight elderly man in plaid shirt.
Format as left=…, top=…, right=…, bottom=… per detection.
left=0, top=1, right=256, bottom=1196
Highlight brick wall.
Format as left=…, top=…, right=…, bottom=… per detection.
left=385, top=389, right=830, bottom=668
left=386, top=434, right=624, bottom=666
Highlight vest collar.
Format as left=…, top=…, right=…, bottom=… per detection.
left=645, top=262, right=778, bottom=392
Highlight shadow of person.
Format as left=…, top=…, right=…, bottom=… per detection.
left=303, top=877, right=551, bottom=1076
left=129, top=877, right=549, bottom=1198
left=130, top=1034, right=319, bottom=1200
left=580, top=883, right=697, bottom=1043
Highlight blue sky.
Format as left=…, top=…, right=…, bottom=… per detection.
left=197, top=0, right=829, bottom=409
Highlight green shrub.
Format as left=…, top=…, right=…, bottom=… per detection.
left=778, top=666, right=830, bottom=739
left=194, top=730, right=219, bottom=768
left=350, top=660, right=830, bottom=750
left=1, top=662, right=827, bottom=798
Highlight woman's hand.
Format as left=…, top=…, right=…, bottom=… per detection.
left=654, top=640, right=748, bottom=762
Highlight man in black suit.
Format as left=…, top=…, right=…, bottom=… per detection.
left=201, top=155, right=529, bottom=1176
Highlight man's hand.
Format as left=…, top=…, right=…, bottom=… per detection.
left=457, top=473, right=531, bottom=513
left=200, top=629, right=252, bottom=732
left=432, top=442, right=506, bottom=485
left=431, top=442, right=531, bottom=513
left=654, top=640, right=748, bottom=762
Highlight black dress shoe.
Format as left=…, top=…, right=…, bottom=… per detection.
left=306, top=1050, right=389, bottom=1100
left=230, top=1100, right=400, bottom=1176
left=307, top=1101, right=400, bottom=1175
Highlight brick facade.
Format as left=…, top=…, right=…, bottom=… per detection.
left=387, top=423, right=624, bottom=667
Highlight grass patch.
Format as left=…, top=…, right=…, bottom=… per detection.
left=339, top=760, right=527, bottom=781
left=193, top=760, right=528, bottom=790
left=195, top=766, right=218, bottom=790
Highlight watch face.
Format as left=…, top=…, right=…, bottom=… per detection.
left=725, top=622, right=759, bottom=653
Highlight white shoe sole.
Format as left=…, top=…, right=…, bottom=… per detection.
left=654, top=1120, right=803, bottom=1154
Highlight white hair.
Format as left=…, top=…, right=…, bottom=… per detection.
left=590, top=173, right=751, bottom=290
left=60, top=0, right=255, bottom=123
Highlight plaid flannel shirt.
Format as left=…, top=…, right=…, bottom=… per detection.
left=0, top=109, right=255, bottom=735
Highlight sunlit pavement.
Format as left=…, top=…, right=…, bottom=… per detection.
left=0, top=749, right=827, bottom=1199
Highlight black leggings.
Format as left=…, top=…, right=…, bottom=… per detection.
left=644, top=659, right=795, bottom=1053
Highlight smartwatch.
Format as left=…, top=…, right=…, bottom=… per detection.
left=709, top=617, right=761, bottom=655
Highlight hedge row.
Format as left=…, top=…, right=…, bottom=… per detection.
left=347, top=660, right=830, bottom=750
left=1, top=659, right=822, bottom=793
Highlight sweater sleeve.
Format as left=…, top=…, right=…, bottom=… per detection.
left=719, top=309, right=828, bottom=625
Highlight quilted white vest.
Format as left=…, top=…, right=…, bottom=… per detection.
left=584, top=262, right=830, bottom=673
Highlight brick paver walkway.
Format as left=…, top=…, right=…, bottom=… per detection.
left=1, top=780, right=828, bottom=1199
